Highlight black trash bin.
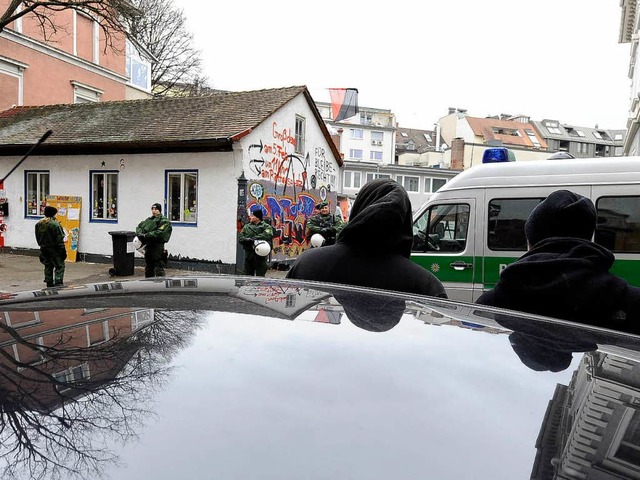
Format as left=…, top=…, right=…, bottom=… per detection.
left=108, top=231, right=136, bottom=276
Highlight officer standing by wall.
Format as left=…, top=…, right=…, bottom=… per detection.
left=238, top=208, right=274, bottom=276
left=34, top=205, right=67, bottom=287
left=306, top=201, right=344, bottom=246
left=136, top=203, right=172, bottom=278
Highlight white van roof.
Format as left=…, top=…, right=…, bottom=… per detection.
left=439, top=157, right=640, bottom=192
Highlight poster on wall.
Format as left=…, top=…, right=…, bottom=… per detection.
left=46, top=195, right=81, bottom=262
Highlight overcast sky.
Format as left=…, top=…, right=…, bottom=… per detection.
left=172, top=0, right=631, bottom=130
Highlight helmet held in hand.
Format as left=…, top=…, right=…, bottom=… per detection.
left=310, top=233, right=325, bottom=248
left=254, top=240, right=271, bottom=257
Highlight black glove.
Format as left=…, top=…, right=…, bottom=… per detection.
left=327, top=227, right=336, bottom=235
left=321, top=228, right=328, bottom=235
left=137, top=233, right=146, bottom=240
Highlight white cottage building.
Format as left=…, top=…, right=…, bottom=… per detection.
left=0, top=86, right=343, bottom=273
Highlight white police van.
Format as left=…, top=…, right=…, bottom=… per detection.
left=411, top=150, right=640, bottom=301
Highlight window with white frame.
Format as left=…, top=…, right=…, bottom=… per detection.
left=371, top=131, right=384, bottom=145
left=577, top=142, right=589, bottom=154
left=53, top=363, right=90, bottom=391
left=126, top=39, right=151, bottom=91
left=343, top=171, right=361, bottom=189
left=91, top=171, right=118, bottom=220
left=349, top=149, right=363, bottom=160
left=350, top=129, right=364, bottom=140
left=433, top=178, right=446, bottom=192
left=25, top=171, right=49, bottom=217
left=167, top=171, right=198, bottom=223
left=0, top=58, right=26, bottom=106
left=295, top=115, right=306, bottom=154
left=544, top=121, right=562, bottom=135
left=370, top=151, right=383, bottom=161
left=525, top=129, right=541, bottom=147
left=366, top=172, right=391, bottom=183
left=401, top=175, right=419, bottom=192
left=71, top=80, right=102, bottom=103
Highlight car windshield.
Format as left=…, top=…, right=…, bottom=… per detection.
left=1, top=276, right=640, bottom=480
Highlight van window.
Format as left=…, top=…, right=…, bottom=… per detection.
left=412, top=204, right=469, bottom=253
left=488, top=198, right=543, bottom=251
left=595, top=196, right=640, bottom=253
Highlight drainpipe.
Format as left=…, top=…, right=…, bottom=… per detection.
left=236, top=173, right=248, bottom=274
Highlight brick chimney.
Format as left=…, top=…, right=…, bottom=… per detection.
left=451, top=137, right=465, bottom=171
left=329, top=127, right=343, bottom=152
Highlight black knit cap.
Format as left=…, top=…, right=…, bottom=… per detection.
left=152, top=203, right=162, bottom=212
left=251, top=208, right=263, bottom=221
left=44, top=206, right=57, bottom=217
left=524, top=190, right=596, bottom=247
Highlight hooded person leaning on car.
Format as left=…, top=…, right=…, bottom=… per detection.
left=476, top=189, right=640, bottom=332
left=286, top=179, right=446, bottom=297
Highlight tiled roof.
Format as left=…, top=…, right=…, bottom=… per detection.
left=395, top=127, right=439, bottom=153
left=0, top=86, right=339, bottom=158
left=466, top=116, right=548, bottom=149
left=532, top=120, right=625, bottom=145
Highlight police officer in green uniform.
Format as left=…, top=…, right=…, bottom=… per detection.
left=35, top=205, right=67, bottom=287
left=238, top=208, right=274, bottom=276
left=306, top=201, right=344, bottom=246
left=136, top=203, right=173, bottom=277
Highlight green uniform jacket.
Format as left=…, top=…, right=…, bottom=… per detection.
left=307, top=213, right=344, bottom=243
left=136, top=215, right=173, bottom=243
left=35, top=217, right=65, bottom=249
left=238, top=221, right=274, bottom=251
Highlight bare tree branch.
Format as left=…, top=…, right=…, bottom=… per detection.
left=125, top=0, right=209, bottom=96
left=0, top=0, right=139, bottom=49
left=0, top=309, right=205, bottom=480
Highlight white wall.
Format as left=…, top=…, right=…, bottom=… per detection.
left=239, top=94, right=343, bottom=260
left=0, top=150, right=239, bottom=263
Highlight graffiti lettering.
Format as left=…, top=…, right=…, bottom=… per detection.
left=272, top=122, right=296, bottom=148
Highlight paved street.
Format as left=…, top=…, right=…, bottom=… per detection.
left=0, top=252, right=286, bottom=293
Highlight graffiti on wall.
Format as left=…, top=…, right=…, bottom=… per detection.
left=246, top=180, right=336, bottom=259
left=247, top=122, right=338, bottom=196
left=244, top=120, right=340, bottom=260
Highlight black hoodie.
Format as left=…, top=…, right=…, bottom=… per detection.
left=476, top=237, right=640, bottom=331
left=286, top=179, right=446, bottom=297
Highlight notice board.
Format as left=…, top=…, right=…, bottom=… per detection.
left=46, top=195, right=82, bottom=262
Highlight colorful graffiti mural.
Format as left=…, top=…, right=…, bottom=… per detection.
left=246, top=180, right=337, bottom=260
left=243, top=121, right=340, bottom=261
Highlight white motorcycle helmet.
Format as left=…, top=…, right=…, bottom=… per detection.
left=132, top=236, right=146, bottom=254
left=254, top=240, right=271, bottom=257
left=310, top=233, right=325, bottom=248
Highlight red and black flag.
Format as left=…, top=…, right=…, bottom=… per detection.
left=328, top=88, right=359, bottom=122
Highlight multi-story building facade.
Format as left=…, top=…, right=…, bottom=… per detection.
left=395, top=126, right=446, bottom=167
left=438, top=109, right=551, bottom=169
left=0, top=0, right=153, bottom=111
left=315, top=102, right=458, bottom=213
left=620, top=0, right=640, bottom=155
left=532, top=119, right=625, bottom=158
left=438, top=108, right=625, bottom=169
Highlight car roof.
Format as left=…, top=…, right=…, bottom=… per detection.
left=1, top=276, right=639, bottom=479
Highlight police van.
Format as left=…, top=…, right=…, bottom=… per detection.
left=411, top=151, right=640, bottom=301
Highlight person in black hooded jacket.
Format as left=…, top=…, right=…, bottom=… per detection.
left=476, top=189, right=640, bottom=332
left=286, top=179, right=447, bottom=297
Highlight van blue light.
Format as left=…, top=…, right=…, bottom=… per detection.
left=482, top=147, right=515, bottom=163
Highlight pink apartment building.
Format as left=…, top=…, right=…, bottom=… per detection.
left=0, top=0, right=152, bottom=111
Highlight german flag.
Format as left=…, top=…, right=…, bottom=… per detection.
left=328, top=88, right=359, bottom=122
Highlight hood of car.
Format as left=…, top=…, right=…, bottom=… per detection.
left=1, top=276, right=640, bottom=480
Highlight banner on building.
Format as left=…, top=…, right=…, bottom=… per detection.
left=46, top=195, right=82, bottom=262
left=328, top=88, right=359, bottom=122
